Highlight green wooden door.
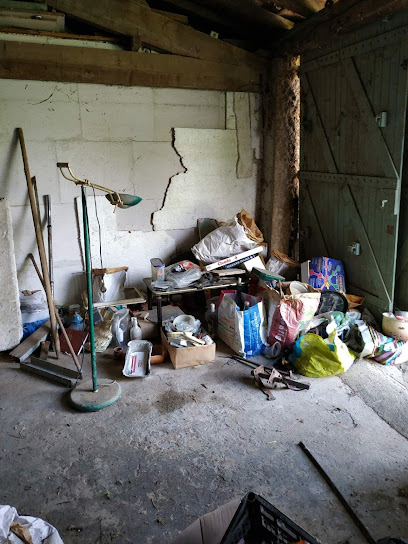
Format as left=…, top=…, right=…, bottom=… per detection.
left=299, top=24, right=408, bottom=315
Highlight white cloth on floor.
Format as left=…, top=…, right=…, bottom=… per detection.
left=0, top=505, right=63, bottom=544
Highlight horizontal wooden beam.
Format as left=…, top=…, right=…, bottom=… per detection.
left=46, top=0, right=266, bottom=70
left=256, top=0, right=324, bottom=17
left=193, top=0, right=295, bottom=30
left=280, top=0, right=408, bottom=53
left=0, top=40, right=263, bottom=91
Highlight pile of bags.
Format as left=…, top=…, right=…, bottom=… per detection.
left=215, top=251, right=408, bottom=376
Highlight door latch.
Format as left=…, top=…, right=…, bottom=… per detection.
left=348, top=242, right=361, bottom=256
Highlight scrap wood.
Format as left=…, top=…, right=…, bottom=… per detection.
left=10, top=321, right=51, bottom=362
left=10, top=522, right=33, bottom=544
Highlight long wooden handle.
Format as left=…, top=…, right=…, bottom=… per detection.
left=18, top=128, right=60, bottom=355
left=28, top=253, right=82, bottom=373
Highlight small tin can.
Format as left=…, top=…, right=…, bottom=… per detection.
left=150, top=258, right=165, bottom=282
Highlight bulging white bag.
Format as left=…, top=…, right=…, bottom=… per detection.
left=92, top=267, right=128, bottom=303
left=192, top=216, right=261, bottom=264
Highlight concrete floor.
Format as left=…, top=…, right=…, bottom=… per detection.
left=1, top=342, right=408, bottom=544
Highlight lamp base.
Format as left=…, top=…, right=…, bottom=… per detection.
left=69, top=379, right=121, bottom=412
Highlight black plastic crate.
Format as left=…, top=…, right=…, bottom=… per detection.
left=220, top=492, right=320, bottom=544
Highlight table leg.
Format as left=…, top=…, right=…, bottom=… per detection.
left=147, top=288, right=152, bottom=310
left=157, top=296, right=163, bottom=333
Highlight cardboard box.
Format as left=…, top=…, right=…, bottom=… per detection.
left=161, top=328, right=216, bottom=369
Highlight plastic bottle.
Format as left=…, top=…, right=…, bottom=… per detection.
left=130, top=317, right=143, bottom=340
left=244, top=301, right=250, bottom=311
left=69, top=311, right=85, bottom=331
left=207, top=303, right=218, bottom=339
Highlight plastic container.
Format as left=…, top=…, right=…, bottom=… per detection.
left=382, top=312, right=408, bottom=342
left=123, top=339, right=152, bottom=377
left=130, top=317, right=143, bottom=340
left=151, top=258, right=165, bottom=282
left=207, top=303, right=218, bottom=339
left=220, top=492, right=319, bottom=544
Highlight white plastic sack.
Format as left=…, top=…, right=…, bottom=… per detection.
left=123, top=340, right=152, bottom=377
left=92, top=268, right=127, bottom=303
left=0, top=504, right=63, bottom=544
left=192, top=216, right=261, bottom=264
left=217, top=291, right=267, bottom=357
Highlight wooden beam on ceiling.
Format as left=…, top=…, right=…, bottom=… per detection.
left=46, top=0, right=266, bottom=69
left=256, top=0, right=324, bottom=17
left=159, top=0, right=244, bottom=33
left=192, top=0, right=295, bottom=31
left=280, top=0, right=408, bottom=53
left=151, top=9, right=189, bottom=24
left=0, top=39, right=263, bottom=91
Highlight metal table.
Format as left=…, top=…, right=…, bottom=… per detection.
left=143, top=277, right=246, bottom=331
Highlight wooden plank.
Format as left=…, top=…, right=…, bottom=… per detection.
left=0, top=27, right=123, bottom=43
left=0, top=8, right=65, bottom=32
left=262, top=0, right=323, bottom=17
left=341, top=184, right=392, bottom=305
left=10, top=320, right=51, bottom=362
left=302, top=184, right=330, bottom=255
left=160, top=0, right=243, bottom=33
left=0, top=40, right=263, bottom=91
left=280, top=0, right=408, bottom=54
left=46, top=0, right=267, bottom=69
left=298, top=172, right=397, bottom=189
left=342, top=57, right=400, bottom=181
left=191, top=0, right=294, bottom=30
left=300, top=26, right=408, bottom=73
left=151, top=9, right=189, bottom=24
left=302, top=73, right=338, bottom=173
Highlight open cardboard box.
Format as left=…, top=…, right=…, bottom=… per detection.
left=161, top=328, right=216, bottom=370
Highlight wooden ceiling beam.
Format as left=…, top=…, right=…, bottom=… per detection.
left=256, top=0, right=324, bottom=17
left=193, top=0, right=295, bottom=30
left=280, top=0, right=408, bottom=53
left=46, top=0, right=266, bottom=69
left=0, top=39, right=263, bottom=91
left=158, top=0, right=243, bottom=33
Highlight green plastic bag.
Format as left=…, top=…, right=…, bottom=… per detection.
left=291, top=331, right=356, bottom=377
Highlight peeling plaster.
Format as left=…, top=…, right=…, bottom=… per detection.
left=152, top=128, right=257, bottom=231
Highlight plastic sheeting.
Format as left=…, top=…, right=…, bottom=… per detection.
left=0, top=504, right=63, bottom=544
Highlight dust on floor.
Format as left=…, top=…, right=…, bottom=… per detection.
left=1, top=343, right=408, bottom=544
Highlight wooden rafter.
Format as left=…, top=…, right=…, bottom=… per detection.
left=0, top=39, right=263, bottom=91
left=46, top=0, right=266, bottom=69
left=256, top=0, right=324, bottom=17
left=280, top=0, right=408, bottom=53
left=159, top=0, right=249, bottom=33
left=192, top=0, right=295, bottom=30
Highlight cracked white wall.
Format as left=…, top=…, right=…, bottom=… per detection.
left=0, top=79, right=262, bottom=304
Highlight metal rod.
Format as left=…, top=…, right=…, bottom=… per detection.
left=44, top=195, right=54, bottom=298
left=298, top=442, right=376, bottom=544
left=18, top=128, right=60, bottom=356
left=82, top=187, right=98, bottom=392
left=28, top=253, right=82, bottom=373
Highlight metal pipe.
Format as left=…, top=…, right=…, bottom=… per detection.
left=44, top=195, right=54, bottom=298
left=82, top=187, right=98, bottom=392
left=298, top=442, right=376, bottom=544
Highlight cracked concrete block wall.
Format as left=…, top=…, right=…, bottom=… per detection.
left=0, top=77, right=262, bottom=305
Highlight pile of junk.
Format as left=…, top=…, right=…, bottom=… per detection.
left=16, top=209, right=408, bottom=390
